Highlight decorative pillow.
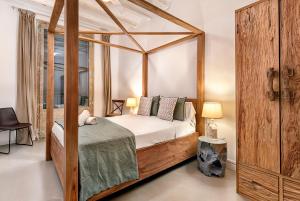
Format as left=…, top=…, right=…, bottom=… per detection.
left=151, top=95, right=160, bottom=116
left=173, top=97, right=187, bottom=121
left=78, top=110, right=90, bottom=127
left=137, top=97, right=153, bottom=116
left=157, top=97, right=178, bottom=121
left=185, top=102, right=196, bottom=121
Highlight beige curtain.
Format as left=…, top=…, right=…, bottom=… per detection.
left=16, top=9, right=38, bottom=143
left=102, top=35, right=112, bottom=116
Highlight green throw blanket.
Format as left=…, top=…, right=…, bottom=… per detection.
left=56, top=117, right=139, bottom=201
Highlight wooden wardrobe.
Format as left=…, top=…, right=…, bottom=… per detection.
left=236, top=0, right=300, bottom=200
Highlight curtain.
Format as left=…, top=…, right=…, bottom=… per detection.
left=102, top=35, right=112, bottom=116
left=16, top=9, right=38, bottom=143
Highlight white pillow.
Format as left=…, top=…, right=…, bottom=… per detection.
left=185, top=102, right=196, bottom=125
left=78, top=110, right=91, bottom=127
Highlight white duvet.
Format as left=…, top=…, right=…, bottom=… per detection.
left=52, top=102, right=196, bottom=149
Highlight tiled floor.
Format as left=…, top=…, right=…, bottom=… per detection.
left=0, top=140, right=246, bottom=201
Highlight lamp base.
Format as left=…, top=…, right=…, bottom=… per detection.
left=207, top=127, right=218, bottom=139
left=206, top=119, right=218, bottom=139
left=128, top=107, right=136, bottom=115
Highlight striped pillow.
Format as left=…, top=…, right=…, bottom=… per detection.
left=137, top=97, right=153, bottom=116
left=157, top=97, right=178, bottom=121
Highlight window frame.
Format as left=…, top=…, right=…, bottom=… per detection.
left=36, top=21, right=94, bottom=137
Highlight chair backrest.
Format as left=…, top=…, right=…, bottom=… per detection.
left=0, top=108, right=19, bottom=127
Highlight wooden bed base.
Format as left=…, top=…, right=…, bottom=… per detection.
left=51, top=131, right=199, bottom=200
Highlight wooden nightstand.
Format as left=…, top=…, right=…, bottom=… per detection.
left=106, top=99, right=125, bottom=117
left=197, top=136, right=227, bottom=177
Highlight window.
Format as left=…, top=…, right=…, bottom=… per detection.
left=43, top=30, right=90, bottom=109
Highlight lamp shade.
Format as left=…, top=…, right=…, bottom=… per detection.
left=202, top=102, right=223, bottom=119
left=126, top=98, right=137, bottom=107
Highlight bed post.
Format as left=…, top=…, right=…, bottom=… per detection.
left=197, top=33, right=205, bottom=134
left=46, top=32, right=55, bottom=161
left=46, top=0, right=64, bottom=161
left=142, top=53, right=148, bottom=97
left=64, top=0, right=79, bottom=200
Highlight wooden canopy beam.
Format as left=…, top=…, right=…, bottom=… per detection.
left=79, top=36, right=142, bottom=53
left=48, top=0, right=64, bottom=33
left=56, top=30, right=194, bottom=35
left=147, top=34, right=199, bottom=54
left=95, top=0, right=145, bottom=52
left=81, top=31, right=194, bottom=35
left=128, top=0, right=203, bottom=34
left=64, top=0, right=79, bottom=200
left=54, top=32, right=143, bottom=53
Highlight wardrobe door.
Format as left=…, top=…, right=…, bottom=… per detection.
left=236, top=0, right=280, bottom=173
left=280, top=0, right=300, bottom=180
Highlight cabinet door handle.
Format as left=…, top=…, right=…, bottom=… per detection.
left=267, top=68, right=279, bottom=101
left=282, top=67, right=295, bottom=103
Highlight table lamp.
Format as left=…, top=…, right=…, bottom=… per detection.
left=126, top=98, right=137, bottom=114
left=202, top=102, right=223, bottom=139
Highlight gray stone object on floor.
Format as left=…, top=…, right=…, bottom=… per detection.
left=197, top=136, right=227, bottom=177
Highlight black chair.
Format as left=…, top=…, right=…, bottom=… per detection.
left=0, top=108, right=33, bottom=154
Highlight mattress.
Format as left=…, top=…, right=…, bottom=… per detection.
left=52, top=114, right=195, bottom=149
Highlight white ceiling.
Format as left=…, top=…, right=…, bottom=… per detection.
left=5, top=0, right=173, bottom=31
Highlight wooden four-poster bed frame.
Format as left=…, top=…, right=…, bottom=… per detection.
left=45, top=0, right=205, bottom=200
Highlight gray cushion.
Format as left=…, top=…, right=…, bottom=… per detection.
left=173, top=97, right=187, bottom=121
left=151, top=96, right=160, bottom=116
left=157, top=97, right=178, bottom=121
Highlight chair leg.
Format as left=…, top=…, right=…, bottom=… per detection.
left=16, top=127, right=33, bottom=146
left=0, top=130, right=11, bottom=154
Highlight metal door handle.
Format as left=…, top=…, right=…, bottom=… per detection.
left=267, top=68, right=279, bottom=101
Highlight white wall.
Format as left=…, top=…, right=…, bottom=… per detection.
left=0, top=1, right=19, bottom=145
left=115, top=0, right=257, bottom=163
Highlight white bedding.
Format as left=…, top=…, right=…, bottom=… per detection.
left=107, top=115, right=195, bottom=149
left=52, top=103, right=196, bottom=149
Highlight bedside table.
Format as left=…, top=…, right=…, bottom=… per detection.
left=106, top=99, right=125, bottom=117
left=197, top=136, right=227, bottom=177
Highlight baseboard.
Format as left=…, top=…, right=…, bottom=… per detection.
left=226, top=159, right=236, bottom=171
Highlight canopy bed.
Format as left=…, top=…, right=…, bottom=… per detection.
left=45, top=0, right=205, bottom=201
